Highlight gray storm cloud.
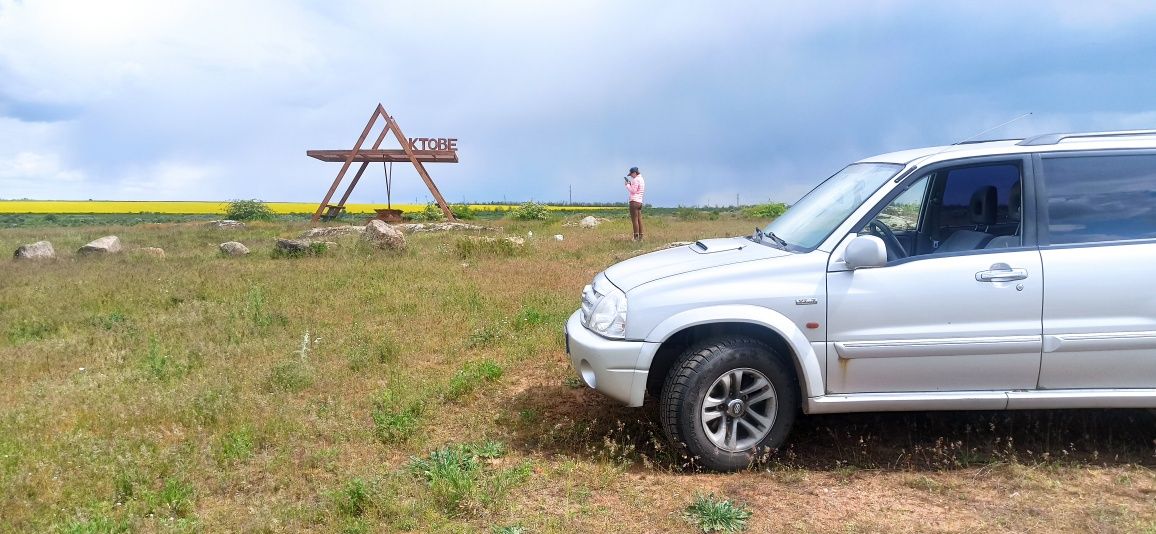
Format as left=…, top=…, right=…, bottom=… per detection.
left=2, top=0, right=1156, bottom=205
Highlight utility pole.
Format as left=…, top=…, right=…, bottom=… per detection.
left=569, top=185, right=572, bottom=205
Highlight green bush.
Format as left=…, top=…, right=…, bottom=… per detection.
left=742, top=202, right=788, bottom=220
left=451, top=204, right=476, bottom=220
left=674, top=206, right=710, bottom=221
left=225, top=199, right=275, bottom=221
left=408, top=202, right=446, bottom=222
left=508, top=201, right=549, bottom=220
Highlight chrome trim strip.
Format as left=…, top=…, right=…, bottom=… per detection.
left=834, top=336, right=1040, bottom=359
left=805, top=389, right=1156, bottom=414
left=1006, top=389, right=1156, bottom=409
left=807, top=392, right=1009, bottom=414
left=1042, top=332, right=1156, bottom=353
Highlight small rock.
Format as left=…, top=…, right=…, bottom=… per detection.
left=274, top=238, right=315, bottom=255
left=553, top=234, right=564, bottom=241
left=363, top=220, right=407, bottom=250
left=13, top=240, right=55, bottom=260
left=507, top=236, right=526, bottom=246
left=207, top=219, right=245, bottom=229
left=78, top=236, right=123, bottom=255
left=219, top=241, right=250, bottom=256
left=301, top=225, right=364, bottom=239
left=579, top=216, right=601, bottom=228
left=138, top=247, right=165, bottom=258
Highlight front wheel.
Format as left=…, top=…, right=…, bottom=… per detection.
left=659, top=337, right=798, bottom=471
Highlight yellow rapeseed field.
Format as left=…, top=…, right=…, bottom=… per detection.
left=0, top=200, right=614, bottom=215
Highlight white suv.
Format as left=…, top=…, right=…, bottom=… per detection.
left=565, top=130, right=1156, bottom=471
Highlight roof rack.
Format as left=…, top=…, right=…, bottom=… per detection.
left=1017, top=129, right=1156, bottom=146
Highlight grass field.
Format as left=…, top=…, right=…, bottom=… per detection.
left=0, top=200, right=617, bottom=215
left=2, top=214, right=1154, bottom=533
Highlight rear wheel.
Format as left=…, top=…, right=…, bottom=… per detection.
left=659, top=337, right=798, bottom=471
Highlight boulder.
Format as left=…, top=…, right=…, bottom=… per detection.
left=207, top=219, right=245, bottom=229
left=78, top=236, right=123, bottom=255
left=301, top=225, right=364, bottom=239
left=363, top=220, right=407, bottom=250
left=138, top=247, right=165, bottom=258
left=219, top=241, right=250, bottom=256
left=579, top=216, right=601, bottom=228
left=13, top=240, right=55, bottom=260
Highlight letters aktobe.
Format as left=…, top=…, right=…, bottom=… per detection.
left=407, top=137, right=458, bottom=151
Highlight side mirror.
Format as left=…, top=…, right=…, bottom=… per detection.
left=845, top=235, right=887, bottom=269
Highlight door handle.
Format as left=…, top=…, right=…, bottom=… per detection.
left=975, top=263, right=1028, bottom=282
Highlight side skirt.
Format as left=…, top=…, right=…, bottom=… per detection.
left=805, top=389, right=1156, bottom=414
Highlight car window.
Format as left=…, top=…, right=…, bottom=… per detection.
left=1041, top=154, right=1156, bottom=244
left=939, top=164, right=1021, bottom=228
left=877, top=175, right=929, bottom=232
left=861, top=162, right=1022, bottom=259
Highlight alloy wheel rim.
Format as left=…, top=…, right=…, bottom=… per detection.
left=700, top=367, right=777, bottom=452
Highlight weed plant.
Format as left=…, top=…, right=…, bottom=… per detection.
left=682, top=493, right=752, bottom=533
left=407, top=441, right=529, bottom=517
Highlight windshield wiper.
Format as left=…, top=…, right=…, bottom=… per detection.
left=751, top=227, right=788, bottom=248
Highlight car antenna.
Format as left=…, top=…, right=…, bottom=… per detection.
left=891, top=112, right=1034, bottom=184
left=951, top=112, right=1033, bottom=145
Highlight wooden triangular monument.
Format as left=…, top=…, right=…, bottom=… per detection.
left=308, top=103, right=458, bottom=222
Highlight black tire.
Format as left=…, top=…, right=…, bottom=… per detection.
left=659, top=336, right=798, bottom=471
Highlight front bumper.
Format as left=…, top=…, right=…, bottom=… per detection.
left=565, top=310, right=649, bottom=406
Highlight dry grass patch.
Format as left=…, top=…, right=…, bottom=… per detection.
left=2, top=216, right=1155, bottom=532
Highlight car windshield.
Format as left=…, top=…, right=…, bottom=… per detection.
left=762, top=162, right=903, bottom=249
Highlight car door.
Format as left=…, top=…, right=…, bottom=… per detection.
left=1035, top=151, right=1156, bottom=389
left=825, top=157, right=1044, bottom=394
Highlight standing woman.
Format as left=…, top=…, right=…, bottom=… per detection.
left=625, top=166, right=646, bottom=241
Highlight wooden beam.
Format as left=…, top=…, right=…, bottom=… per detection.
left=307, top=149, right=458, bottom=163
left=334, top=122, right=392, bottom=210
left=312, top=107, right=384, bottom=222
left=381, top=104, right=456, bottom=221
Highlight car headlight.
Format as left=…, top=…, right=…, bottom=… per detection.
left=581, top=273, right=628, bottom=339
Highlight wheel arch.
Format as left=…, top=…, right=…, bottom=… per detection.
left=640, top=305, right=825, bottom=401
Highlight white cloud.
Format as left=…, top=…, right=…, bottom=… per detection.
left=2, top=1, right=1156, bottom=205
left=0, top=0, right=326, bottom=104
left=111, top=161, right=222, bottom=200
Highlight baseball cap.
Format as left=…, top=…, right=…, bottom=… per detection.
left=628, top=166, right=639, bottom=174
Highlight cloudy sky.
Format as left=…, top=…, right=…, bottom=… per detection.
left=2, top=1, right=1156, bottom=207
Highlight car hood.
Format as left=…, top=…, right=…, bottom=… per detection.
left=604, top=237, right=791, bottom=292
